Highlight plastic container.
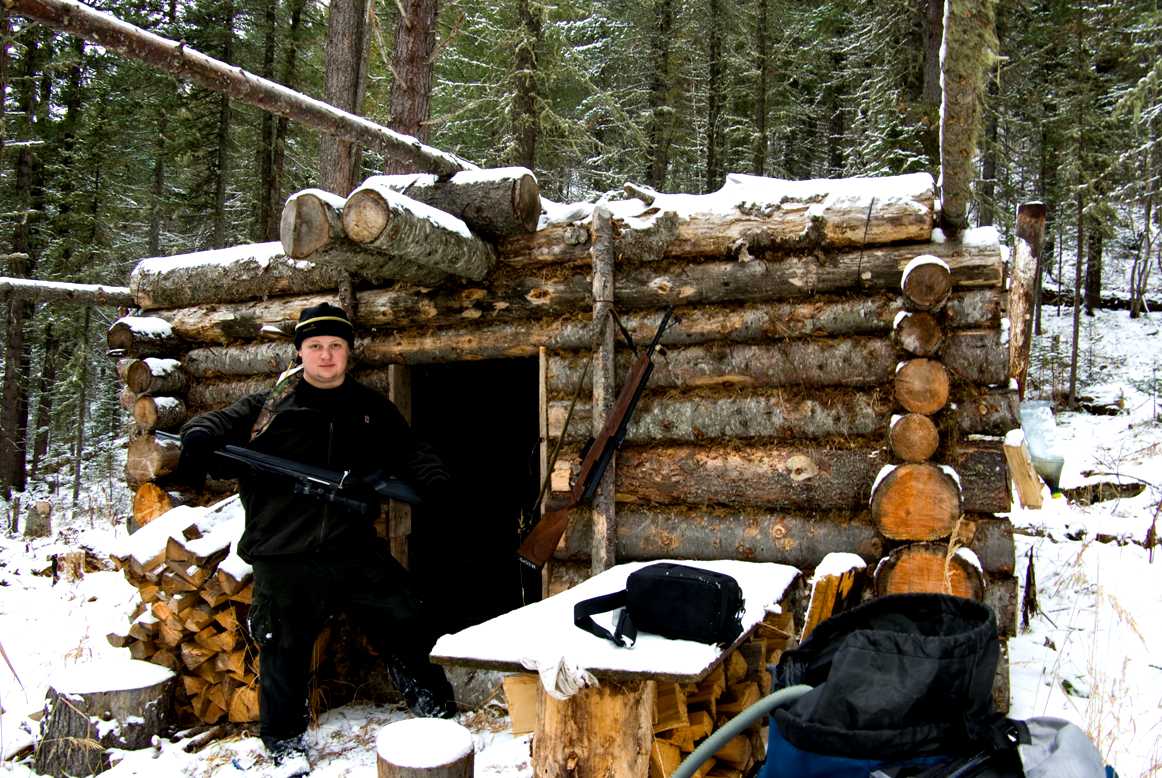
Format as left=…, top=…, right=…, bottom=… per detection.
left=1018, top=400, right=1065, bottom=490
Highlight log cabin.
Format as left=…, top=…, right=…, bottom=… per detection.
left=108, top=167, right=1033, bottom=738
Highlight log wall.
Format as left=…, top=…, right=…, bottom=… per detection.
left=111, top=171, right=1022, bottom=723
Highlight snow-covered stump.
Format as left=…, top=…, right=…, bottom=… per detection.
left=34, top=660, right=175, bottom=777
left=375, top=718, right=474, bottom=778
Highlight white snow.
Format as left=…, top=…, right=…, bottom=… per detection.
left=113, top=316, right=173, bottom=339
left=812, top=552, right=867, bottom=579
left=376, top=718, right=474, bottom=767
left=132, top=241, right=288, bottom=275
left=352, top=180, right=474, bottom=239
left=50, top=660, right=173, bottom=696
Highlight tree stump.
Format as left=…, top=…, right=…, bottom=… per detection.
left=376, top=718, right=474, bottom=778
left=24, top=500, right=52, bottom=538
left=34, top=660, right=175, bottom=777
left=533, top=679, right=654, bottom=778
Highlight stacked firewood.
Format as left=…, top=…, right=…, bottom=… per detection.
left=106, top=497, right=259, bottom=725
left=649, top=610, right=795, bottom=778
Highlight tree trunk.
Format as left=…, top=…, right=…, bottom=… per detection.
left=870, top=462, right=962, bottom=541
left=1068, top=186, right=1083, bottom=407
left=210, top=0, right=235, bottom=249
left=590, top=207, right=616, bottom=574
left=344, top=168, right=541, bottom=240
left=977, top=76, right=999, bottom=226
left=271, top=0, right=309, bottom=237
left=874, top=541, right=985, bottom=601
left=0, top=276, right=133, bottom=306
left=644, top=0, right=674, bottom=189
left=29, top=322, right=56, bottom=478
left=7, top=0, right=470, bottom=176
left=751, top=0, right=768, bottom=176
left=919, top=0, right=943, bottom=164
left=254, top=0, right=278, bottom=241
left=1084, top=228, right=1102, bottom=317
left=385, top=0, right=438, bottom=174
left=1011, top=202, right=1045, bottom=398
left=511, top=0, right=540, bottom=171
left=72, top=308, right=90, bottom=505
left=338, top=181, right=497, bottom=280
left=533, top=680, right=653, bottom=778
left=704, top=0, right=723, bottom=191
left=320, top=0, right=372, bottom=195
left=938, top=0, right=997, bottom=235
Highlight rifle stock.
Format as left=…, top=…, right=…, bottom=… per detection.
left=516, top=307, right=674, bottom=571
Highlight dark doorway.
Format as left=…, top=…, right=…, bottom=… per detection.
left=408, top=358, right=540, bottom=635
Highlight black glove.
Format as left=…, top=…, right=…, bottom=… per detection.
left=177, top=427, right=220, bottom=485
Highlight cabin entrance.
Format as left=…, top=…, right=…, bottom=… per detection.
left=407, top=358, right=541, bottom=636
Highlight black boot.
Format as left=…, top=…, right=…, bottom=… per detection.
left=388, top=658, right=458, bottom=718
left=266, top=735, right=311, bottom=777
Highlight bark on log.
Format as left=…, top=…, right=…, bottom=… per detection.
left=894, top=358, right=950, bottom=414
left=355, top=167, right=541, bottom=240
left=126, top=433, right=182, bottom=485
left=958, top=517, right=1014, bottom=577
left=0, top=275, right=133, bottom=306
left=126, top=357, right=188, bottom=395
left=185, top=376, right=274, bottom=412
left=34, top=661, right=174, bottom=778
left=984, top=574, right=1017, bottom=638
left=183, top=342, right=297, bottom=378
left=120, top=385, right=137, bottom=412
left=108, top=316, right=179, bottom=357
left=340, top=181, right=496, bottom=280
left=870, top=463, right=962, bottom=541
left=546, top=333, right=1008, bottom=395
left=900, top=255, right=953, bottom=311
left=1010, top=203, right=1045, bottom=398
left=556, top=504, right=885, bottom=569
left=873, top=541, right=985, bottom=600
left=132, top=482, right=180, bottom=528
left=533, top=680, right=654, bottom=778
left=279, top=190, right=447, bottom=285
left=4, top=0, right=473, bottom=177
left=133, top=395, right=189, bottom=432
left=130, top=242, right=345, bottom=310
left=602, top=442, right=1008, bottom=514
left=890, top=413, right=940, bottom=462
left=893, top=311, right=944, bottom=357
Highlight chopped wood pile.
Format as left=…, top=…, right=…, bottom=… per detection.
left=105, top=497, right=259, bottom=725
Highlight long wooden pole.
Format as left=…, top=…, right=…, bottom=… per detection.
left=0, top=275, right=133, bottom=305
left=589, top=206, right=616, bottom=574
left=1, top=0, right=475, bottom=177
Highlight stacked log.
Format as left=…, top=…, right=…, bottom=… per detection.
left=106, top=497, right=259, bottom=726
left=648, top=610, right=795, bottom=778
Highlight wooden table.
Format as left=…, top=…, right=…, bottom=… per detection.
left=431, top=560, right=800, bottom=777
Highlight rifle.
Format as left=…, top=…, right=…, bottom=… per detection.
left=517, top=307, right=676, bottom=570
left=156, top=430, right=422, bottom=514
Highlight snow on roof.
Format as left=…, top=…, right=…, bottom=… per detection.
left=114, top=316, right=173, bottom=338
left=133, top=241, right=290, bottom=275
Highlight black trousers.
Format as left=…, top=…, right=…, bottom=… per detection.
left=248, top=542, right=452, bottom=745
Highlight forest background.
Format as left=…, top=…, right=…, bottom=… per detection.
left=0, top=0, right=1159, bottom=505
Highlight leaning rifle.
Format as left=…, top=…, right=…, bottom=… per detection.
left=517, top=307, right=676, bottom=570
left=156, top=430, right=422, bottom=513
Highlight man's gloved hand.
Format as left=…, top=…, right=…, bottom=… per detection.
left=177, top=428, right=220, bottom=485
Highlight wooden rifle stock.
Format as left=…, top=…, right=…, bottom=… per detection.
left=517, top=308, right=673, bottom=569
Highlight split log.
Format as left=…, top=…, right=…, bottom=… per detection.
left=893, top=311, right=944, bottom=356
left=126, top=432, right=182, bottom=485
left=1003, top=430, right=1043, bottom=509
left=107, top=316, right=179, bottom=357
left=129, top=241, right=345, bottom=310
left=894, top=358, right=950, bottom=415
left=800, top=553, right=867, bottom=642
left=340, top=181, right=497, bottom=280
left=132, top=482, right=185, bottom=529
left=133, top=395, right=189, bottom=432
left=279, top=189, right=446, bottom=285
left=126, top=357, right=187, bottom=395
left=870, top=463, right=963, bottom=541
left=376, top=718, right=475, bottom=778
left=353, top=167, right=541, bottom=240
left=34, top=660, right=175, bottom=778
left=4, top=0, right=472, bottom=177
left=873, top=541, right=985, bottom=601
left=556, top=505, right=884, bottom=571
left=0, top=275, right=133, bottom=306
left=889, top=413, right=940, bottom=462
left=599, top=442, right=1008, bottom=514
left=900, top=255, right=952, bottom=311
left=534, top=680, right=654, bottom=778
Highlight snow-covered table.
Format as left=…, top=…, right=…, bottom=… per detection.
left=431, top=560, right=801, bottom=778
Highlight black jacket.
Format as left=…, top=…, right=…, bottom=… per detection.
left=182, top=372, right=449, bottom=561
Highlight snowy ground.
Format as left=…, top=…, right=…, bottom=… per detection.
left=1, top=307, right=1160, bottom=777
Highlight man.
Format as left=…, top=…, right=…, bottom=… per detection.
left=178, top=302, right=456, bottom=774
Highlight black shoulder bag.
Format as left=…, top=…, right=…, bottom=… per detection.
left=573, top=563, right=745, bottom=648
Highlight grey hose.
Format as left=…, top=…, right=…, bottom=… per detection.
left=670, top=684, right=812, bottom=778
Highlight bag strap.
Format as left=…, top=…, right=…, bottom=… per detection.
left=573, top=590, right=638, bottom=647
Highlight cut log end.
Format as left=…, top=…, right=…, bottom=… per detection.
left=280, top=193, right=334, bottom=258
left=513, top=172, right=542, bottom=233
left=893, top=311, right=944, bottom=357
left=343, top=189, right=390, bottom=245
left=894, top=358, right=950, bottom=415
left=871, top=462, right=962, bottom=541
left=901, top=257, right=953, bottom=310
left=874, top=541, right=985, bottom=601
left=889, top=413, right=940, bottom=463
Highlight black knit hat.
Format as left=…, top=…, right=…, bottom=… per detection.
left=294, top=302, right=354, bottom=350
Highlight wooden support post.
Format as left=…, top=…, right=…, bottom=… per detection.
left=1012, top=202, right=1046, bottom=399
left=590, top=206, right=617, bottom=575
left=387, top=364, right=413, bottom=567
left=534, top=679, right=655, bottom=778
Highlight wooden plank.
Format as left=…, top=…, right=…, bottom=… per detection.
left=1003, top=430, right=1044, bottom=509
left=502, top=673, right=539, bottom=736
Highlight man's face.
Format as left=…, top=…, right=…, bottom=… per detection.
left=298, top=335, right=350, bottom=389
